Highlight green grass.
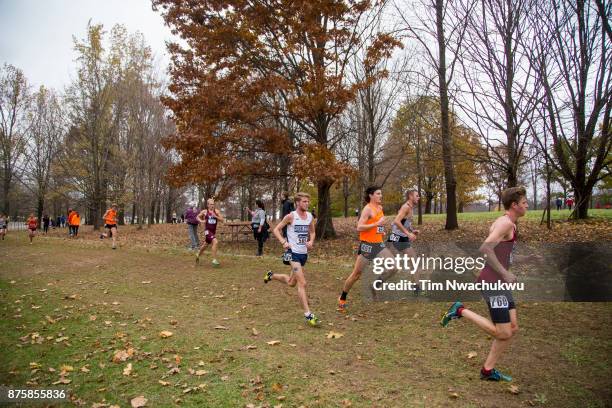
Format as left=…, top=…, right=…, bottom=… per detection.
left=1, top=234, right=611, bottom=407
left=416, top=209, right=612, bottom=222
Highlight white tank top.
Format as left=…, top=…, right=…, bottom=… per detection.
left=287, top=210, right=313, bottom=254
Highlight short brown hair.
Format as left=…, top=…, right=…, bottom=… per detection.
left=501, top=186, right=526, bottom=210
left=295, top=192, right=310, bottom=203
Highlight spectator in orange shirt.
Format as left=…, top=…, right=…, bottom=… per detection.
left=72, top=211, right=81, bottom=238
left=67, top=208, right=77, bottom=237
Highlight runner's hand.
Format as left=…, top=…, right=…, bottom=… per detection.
left=375, top=217, right=386, bottom=226
left=283, top=241, right=291, bottom=250
left=306, top=240, right=314, bottom=250
left=408, top=232, right=417, bottom=241
left=504, top=272, right=517, bottom=283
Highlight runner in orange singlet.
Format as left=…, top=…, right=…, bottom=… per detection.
left=26, top=213, right=38, bottom=244
left=338, top=186, right=394, bottom=312
left=100, top=204, right=119, bottom=249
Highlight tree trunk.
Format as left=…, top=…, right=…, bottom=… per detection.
left=424, top=191, right=433, bottom=214
left=37, top=196, right=44, bottom=221
left=131, top=202, right=136, bottom=224
left=435, top=0, right=458, bottom=230
left=342, top=176, right=349, bottom=217
left=315, top=179, right=336, bottom=239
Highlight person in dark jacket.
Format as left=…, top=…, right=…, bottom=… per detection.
left=185, top=202, right=200, bottom=250
left=280, top=192, right=294, bottom=238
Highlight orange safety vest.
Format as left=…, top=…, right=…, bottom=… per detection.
left=358, top=203, right=384, bottom=243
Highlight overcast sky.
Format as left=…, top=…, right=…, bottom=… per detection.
left=0, top=0, right=173, bottom=90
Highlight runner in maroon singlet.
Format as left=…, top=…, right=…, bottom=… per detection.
left=195, top=198, right=224, bottom=267
left=440, top=186, right=541, bottom=382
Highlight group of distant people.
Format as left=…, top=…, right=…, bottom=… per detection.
left=555, top=196, right=574, bottom=211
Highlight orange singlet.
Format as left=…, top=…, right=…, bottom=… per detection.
left=104, top=209, right=117, bottom=225
left=359, top=203, right=384, bottom=243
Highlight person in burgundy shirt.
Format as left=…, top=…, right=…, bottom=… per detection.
left=195, top=198, right=224, bottom=267
left=441, top=186, right=540, bottom=382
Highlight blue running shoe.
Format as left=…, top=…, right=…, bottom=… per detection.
left=481, top=368, right=512, bottom=382
left=440, top=301, right=463, bottom=327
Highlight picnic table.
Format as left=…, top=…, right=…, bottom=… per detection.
left=222, top=221, right=253, bottom=241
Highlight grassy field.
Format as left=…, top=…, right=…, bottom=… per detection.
left=415, top=208, right=612, bottom=222
left=1, top=225, right=611, bottom=407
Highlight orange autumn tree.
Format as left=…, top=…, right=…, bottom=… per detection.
left=153, top=0, right=399, bottom=238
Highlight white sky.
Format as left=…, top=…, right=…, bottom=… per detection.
left=0, top=0, right=173, bottom=91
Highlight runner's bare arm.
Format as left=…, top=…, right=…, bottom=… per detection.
left=307, top=218, right=316, bottom=249
left=357, top=206, right=383, bottom=231
left=273, top=214, right=293, bottom=248
left=479, top=220, right=516, bottom=282
left=196, top=210, right=207, bottom=224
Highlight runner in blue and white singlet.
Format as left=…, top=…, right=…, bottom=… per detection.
left=264, top=192, right=320, bottom=327
left=286, top=210, right=313, bottom=259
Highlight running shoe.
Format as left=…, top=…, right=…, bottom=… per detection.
left=99, top=234, right=104, bottom=239
left=195, top=255, right=200, bottom=265
left=480, top=368, right=512, bottom=382
left=337, top=298, right=348, bottom=313
left=305, top=313, right=320, bottom=327
left=440, top=301, right=463, bottom=327
left=212, top=259, right=220, bottom=267
left=263, top=271, right=273, bottom=284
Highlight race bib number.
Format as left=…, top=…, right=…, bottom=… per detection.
left=489, top=295, right=509, bottom=309
left=376, top=225, right=385, bottom=234
left=389, top=233, right=400, bottom=242
left=360, top=243, right=372, bottom=254
left=297, top=234, right=308, bottom=244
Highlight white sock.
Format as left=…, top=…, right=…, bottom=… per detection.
left=304, top=311, right=312, bottom=317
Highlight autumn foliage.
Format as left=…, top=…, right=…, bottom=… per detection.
left=153, top=0, right=400, bottom=237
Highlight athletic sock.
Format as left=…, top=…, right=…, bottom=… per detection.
left=340, top=291, right=348, bottom=301
left=304, top=311, right=312, bottom=318
left=481, top=367, right=492, bottom=376
left=457, top=306, right=464, bottom=317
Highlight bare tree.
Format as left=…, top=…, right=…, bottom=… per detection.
left=0, top=64, right=30, bottom=214
left=533, top=0, right=612, bottom=219
left=24, top=86, right=65, bottom=219
left=457, top=0, right=540, bottom=188
left=395, top=0, right=470, bottom=229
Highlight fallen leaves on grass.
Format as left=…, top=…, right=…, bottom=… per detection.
left=508, top=385, right=520, bottom=395
left=159, top=331, right=173, bottom=338
left=130, top=396, right=147, bottom=407
left=467, top=351, right=477, bottom=359
left=326, top=331, right=344, bottom=339
left=123, top=363, right=133, bottom=376
left=214, top=325, right=228, bottom=330
left=112, top=348, right=135, bottom=363
left=266, top=340, right=281, bottom=346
